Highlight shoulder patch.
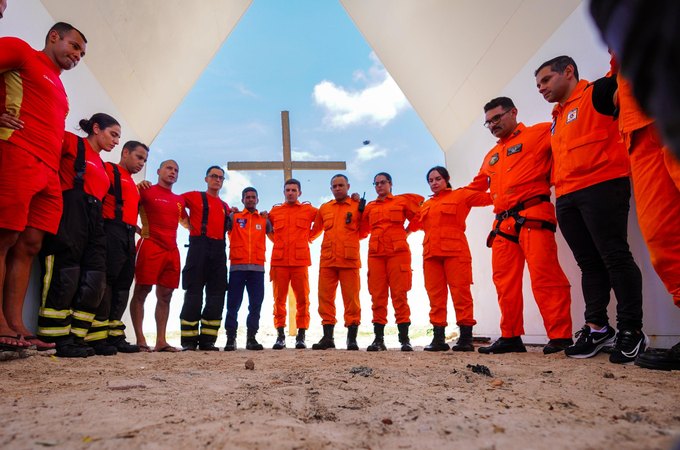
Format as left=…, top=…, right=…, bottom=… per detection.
left=488, top=152, right=499, bottom=166
left=566, top=108, right=578, bottom=123
left=506, top=143, right=523, bottom=156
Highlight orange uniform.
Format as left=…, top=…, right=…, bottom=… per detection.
left=360, top=193, right=423, bottom=325
left=618, top=75, right=680, bottom=306
left=228, top=209, right=268, bottom=266
left=468, top=123, right=572, bottom=339
left=412, top=188, right=491, bottom=327
left=551, top=79, right=630, bottom=197
left=268, top=201, right=320, bottom=329
left=311, top=197, right=368, bottom=326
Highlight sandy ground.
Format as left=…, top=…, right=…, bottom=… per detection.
left=1, top=333, right=679, bottom=450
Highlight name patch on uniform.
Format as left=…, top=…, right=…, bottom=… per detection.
left=488, top=153, right=499, bottom=166
left=507, top=143, right=523, bottom=156
left=237, top=218, right=247, bottom=228
left=566, top=108, right=578, bottom=123
left=255, top=224, right=262, bottom=230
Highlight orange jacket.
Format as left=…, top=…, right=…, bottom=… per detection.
left=616, top=74, right=655, bottom=136
left=311, top=197, right=368, bottom=268
left=467, top=122, right=556, bottom=222
left=412, top=188, right=491, bottom=260
left=228, top=209, right=268, bottom=266
left=550, top=79, right=630, bottom=197
left=360, top=193, right=423, bottom=256
left=267, top=201, right=320, bottom=267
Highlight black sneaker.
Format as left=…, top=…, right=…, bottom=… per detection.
left=565, top=325, right=615, bottom=358
left=478, top=336, right=526, bottom=354
left=609, top=329, right=649, bottom=364
left=635, top=342, right=680, bottom=371
left=543, top=338, right=574, bottom=355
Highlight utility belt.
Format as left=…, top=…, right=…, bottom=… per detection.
left=184, top=235, right=226, bottom=248
left=486, top=195, right=556, bottom=247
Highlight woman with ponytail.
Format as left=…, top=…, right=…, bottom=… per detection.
left=37, top=113, right=121, bottom=358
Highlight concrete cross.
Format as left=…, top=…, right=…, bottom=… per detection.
left=228, top=111, right=346, bottom=334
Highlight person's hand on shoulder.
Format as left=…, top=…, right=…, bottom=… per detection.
left=137, top=180, right=152, bottom=190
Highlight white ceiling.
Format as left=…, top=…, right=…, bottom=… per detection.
left=41, top=0, right=252, bottom=145
left=341, top=0, right=582, bottom=151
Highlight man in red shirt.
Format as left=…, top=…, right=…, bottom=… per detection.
left=0, top=22, right=87, bottom=351
left=130, top=160, right=186, bottom=352
left=179, top=166, right=230, bottom=351
left=467, top=97, right=573, bottom=355
left=267, top=179, right=320, bottom=349
left=535, top=55, right=646, bottom=363
left=84, top=141, right=148, bottom=354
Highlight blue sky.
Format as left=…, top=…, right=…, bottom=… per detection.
left=147, top=1, right=446, bottom=336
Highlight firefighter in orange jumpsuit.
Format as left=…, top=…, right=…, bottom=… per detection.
left=606, top=59, right=680, bottom=370
left=359, top=172, right=422, bottom=352
left=411, top=166, right=491, bottom=352
left=267, top=178, right=321, bottom=350
left=310, top=174, right=367, bottom=350
left=467, top=97, right=573, bottom=355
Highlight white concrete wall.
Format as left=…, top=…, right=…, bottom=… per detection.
left=1, top=0, right=145, bottom=331
left=446, top=4, right=680, bottom=346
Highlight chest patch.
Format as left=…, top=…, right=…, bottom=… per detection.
left=255, top=223, right=262, bottom=230
left=566, top=108, right=578, bottom=123
left=488, top=153, right=499, bottom=166
left=237, top=218, right=247, bottom=228
left=507, top=143, right=523, bottom=156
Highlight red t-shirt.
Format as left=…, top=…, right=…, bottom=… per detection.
left=102, top=162, right=140, bottom=226
left=0, top=37, right=68, bottom=171
left=182, top=191, right=229, bottom=240
left=139, top=184, right=186, bottom=250
left=59, top=132, right=109, bottom=201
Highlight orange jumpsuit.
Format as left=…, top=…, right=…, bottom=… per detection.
left=618, top=75, right=680, bottom=306
left=311, top=197, right=368, bottom=327
left=468, top=123, right=572, bottom=339
left=267, top=201, right=321, bottom=329
left=360, top=193, right=424, bottom=325
left=411, top=188, right=491, bottom=327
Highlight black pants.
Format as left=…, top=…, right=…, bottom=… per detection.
left=38, top=190, right=107, bottom=342
left=179, top=236, right=227, bottom=346
left=88, top=220, right=136, bottom=343
left=556, top=177, right=643, bottom=330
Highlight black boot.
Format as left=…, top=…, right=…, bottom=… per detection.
left=55, top=336, right=89, bottom=358
left=346, top=325, right=359, bottom=351
left=89, top=340, right=118, bottom=356
left=367, top=323, right=387, bottom=352
left=245, top=329, right=263, bottom=351
left=397, top=322, right=413, bottom=352
left=107, top=335, right=140, bottom=353
left=73, top=337, right=96, bottom=357
left=478, top=336, right=526, bottom=354
left=424, top=326, right=450, bottom=351
left=312, top=325, right=335, bottom=350
left=451, top=325, right=474, bottom=352
left=273, top=327, right=286, bottom=350
left=295, top=329, right=306, bottom=349
left=224, top=328, right=237, bottom=351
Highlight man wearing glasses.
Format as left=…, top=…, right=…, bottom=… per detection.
left=178, top=166, right=231, bottom=351
left=467, top=97, right=573, bottom=355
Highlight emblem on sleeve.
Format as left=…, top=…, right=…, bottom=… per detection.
left=489, top=153, right=499, bottom=166
left=566, top=108, right=578, bottom=123
left=507, top=143, right=523, bottom=156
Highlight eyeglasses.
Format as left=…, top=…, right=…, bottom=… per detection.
left=373, top=180, right=390, bottom=186
left=483, top=109, right=512, bottom=128
left=208, top=174, right=225, bottom=180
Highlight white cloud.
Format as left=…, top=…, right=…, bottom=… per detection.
left=291, top=150, right=329, bottom=161
left=232, top=82, right=258, bottom=98
left=313, top=52, right=408, bottom=128
left=221, top=169, right=253, bottom=207
left=354, top=144, right=387, bottom=162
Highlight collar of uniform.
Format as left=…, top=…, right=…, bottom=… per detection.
left=429, top=188, right=452, bottom=198
left=496, top=122, right=526, bottom=144
left=243, top=208, right=260, bottom=215
left=284, top=200, right=301, bottom=207
left=39, top=50, right=62, bottom=76
left=552, top=79, right=589, bottom=117
left=332, top=197, right=352, bottom=205
left=375, top=193, right=394, bottom=202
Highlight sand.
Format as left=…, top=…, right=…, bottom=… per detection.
left=1, top=338, right=679, bottom=450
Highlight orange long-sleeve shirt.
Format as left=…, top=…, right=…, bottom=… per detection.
left=412, top=188, right=491, bottom=260
left=311, top=197, right=368, bottom=268
left=360, top=193, right=423, bottom=256
left=268, top=201, right=320, bottom=267
left=467, top=122, right=556, bottom=222
left=550, top=79, right=630, bottom=197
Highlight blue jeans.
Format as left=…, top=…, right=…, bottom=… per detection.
left=224, top=270, right=265, bottom=332
left=556, top=177, right=643, bottom=330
